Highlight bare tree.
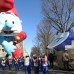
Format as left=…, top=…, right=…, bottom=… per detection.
left=30, top=46, right=41, bottom=57
left=36, top=19, right=55, bottom=55
left=41, top=0, right=74, bottom=33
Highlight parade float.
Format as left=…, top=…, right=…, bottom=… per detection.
left=48, top=32, right=74, bottom=69
left=0, top=0, right=27, bottom=58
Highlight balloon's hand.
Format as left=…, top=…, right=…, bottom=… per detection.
left=2, top=41, right=16, bottom=55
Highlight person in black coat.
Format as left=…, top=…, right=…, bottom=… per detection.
left=48, top=53, right=55, bottom=68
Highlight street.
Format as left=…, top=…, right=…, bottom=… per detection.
left=0, top=70, right=74, bottom=74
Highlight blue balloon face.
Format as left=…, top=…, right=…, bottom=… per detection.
left=48, top=32, right=74, bottom=51
left=0, top=12, right=22, bottom=36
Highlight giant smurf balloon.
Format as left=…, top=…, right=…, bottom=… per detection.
left=0, top=0, right=27, bottom=58
left=0, top=12, right=26, bottom=58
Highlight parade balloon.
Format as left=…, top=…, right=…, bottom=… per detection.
left=12, top=46, right=23, bottom=58
left=0, top=0, right=27, bottom=58
left=0, top=0, right=14, bottom=9
left=0, top=0, right=18, bottom=16
left=14, top=36, right=20, bottom=42
left=14, top=31, right=27, bottom=43
left=48, top=32, right=74, bottom=51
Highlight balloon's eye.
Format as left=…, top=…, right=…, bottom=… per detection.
left=12, top=21, right=14, bottom=24
left=5, top=20, right=7, bottom=22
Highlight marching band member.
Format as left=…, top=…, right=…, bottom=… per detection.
left=14, top=58, right=19, bottom=71
left=38, top=56, right=42, bottom=71
left=8, top=57, right=12, bottom=70
left=42, top=55, right=49, bottom=74
left=18, top=57, right=22, bottom=68
left=1, top=58, right=6, bottom=70
left=21, top=57, right=25, bottom=67
left=30, top=56, right=34, bottom=69
left=24, top=55, right=31, bottom=74
left=33, top=55, right=39, bottom=74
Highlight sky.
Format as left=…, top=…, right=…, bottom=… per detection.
left=15, top=0, right=42, bottom=55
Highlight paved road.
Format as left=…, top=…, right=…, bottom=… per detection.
left=0, top=70, right=74, bottom=74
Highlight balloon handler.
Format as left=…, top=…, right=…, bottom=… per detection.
left=0, top=12, right=27, bottom=58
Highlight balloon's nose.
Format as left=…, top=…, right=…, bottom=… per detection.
left=5, top=20, right=14, bottom=29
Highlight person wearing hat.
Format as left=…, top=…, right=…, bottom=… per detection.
left=18, top=57, right=23, bottom=69
left=42, top=55, right=49, bottom=74
left=8, top=57, right=12, bottom=70
left=33, top=55, right=39, bottom=74
left=1, top=58, right=6, bottom=70
left=14, top=58, right=19, bottom=71
left=24, top=55, right=31, bottom=74
left=30, top=56, right=34, bottom=70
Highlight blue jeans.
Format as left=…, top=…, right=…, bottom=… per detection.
left=24, top=65, right=31, bottom=74
left=34, top=66, right=39, bottom=74
left=15, top=63, right=19, bottom=71
left=43, top=66, right=49, bottom=74
left=2, top=65, right=5, bottom=70
left=19, top=62, right=22, bottom=68
left=9, top=64, right=12, bottom=70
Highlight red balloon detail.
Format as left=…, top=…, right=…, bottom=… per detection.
left=0, top=0, right=19, bottom=16
left=15, top=31, right=27, bottom=43
left=0, top=0, right=14, bottom=9
left=12, top=46, right=23, bottom=58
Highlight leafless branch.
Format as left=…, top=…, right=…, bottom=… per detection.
left=41, top=0, right=74, bottom=32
